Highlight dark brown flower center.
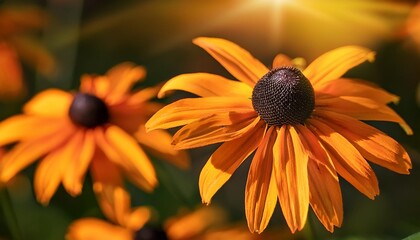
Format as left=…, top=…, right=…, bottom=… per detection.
left=68, top=93, right=109, bottom=128
left=135, top=226, right=168, bottom=240
left=252, top=67, right=315, bottom=126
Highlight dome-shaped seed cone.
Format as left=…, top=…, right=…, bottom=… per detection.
left=135, top=226, right=168, bottom=240
left=69, top=93, right=109, bottom=128
left=252, top=67, right=315, bottom=126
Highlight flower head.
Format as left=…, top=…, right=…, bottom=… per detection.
left=0, top=62, right=189, bottom=205
left=146, top=37, right=413, bottom=233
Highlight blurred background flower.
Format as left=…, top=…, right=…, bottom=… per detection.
left=0, top=0, right=419, bottom=239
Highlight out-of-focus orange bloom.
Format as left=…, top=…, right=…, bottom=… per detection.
left=0, top=62, right=189, bottom=205
left=0, top=6, right=54, bottom=99
left=399, top=1, right=420, bottom=52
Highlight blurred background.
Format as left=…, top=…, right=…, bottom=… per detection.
left=0, top=0, right=419, bottom=239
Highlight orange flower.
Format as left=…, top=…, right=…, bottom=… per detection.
left=0, top=6, right=54, bottom=99
left=66, top=185, right=151, bottom=240
left=146, top=37, right=413, bottom=233
left=0, top=62, right=189, bottom=205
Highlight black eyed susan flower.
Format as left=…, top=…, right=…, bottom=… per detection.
left=0, top=62, right=189, bottom=205
left=146, top=37, right=413, bottom=233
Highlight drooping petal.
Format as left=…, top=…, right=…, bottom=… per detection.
left=158, top=73, right=252, bottom=98
left=23, top=89, right=73, bottom=117
left=0, top=120, right=74, bottom=183
left=135, top=126, right=190, bottom=169
left=91, top=150, right=126, bottom=224
left=34, top=148, right=66, bottom=205
left=193, top=37, right=269, bottom=86
left=308, top=118, right=379, bottom=199
left=296, top=125, right=343, bottom=232
left=62, top=129, right=95, bottom=196
left=146, top=97, right=253, bottom=131
left=103, top=126, right=157, bottom=192
left=245, top=127, right=278, bottom=233
left=273, top=125, right=309, bottom=233
left=303, top=46, right=375, bottom=87
left=127, top=84, right=162, bottom=105
left=315, top=78, right=399, bottom=104
left=199, top=121, right=266, bottom=204
left=66, top=218, right=132, bottom=240
left=125, top=207, right=151, bottom=231
left=316, top=94, right=413, bottom=135
left=172, top=111, right=259, bottom=149
left=316, top=110, right=411, bottom=174
left=272, top=54, right=292, bottom=68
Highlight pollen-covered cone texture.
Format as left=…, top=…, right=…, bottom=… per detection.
left=66, top=183, right=150, bottom=240
left=0, top=62, right=189, bottom=205
left=146, top=37, right=413, bottom=233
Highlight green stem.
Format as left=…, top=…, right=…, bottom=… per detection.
left=0, top=187, right=23, bottom=240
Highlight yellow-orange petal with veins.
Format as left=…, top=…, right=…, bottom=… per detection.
left=303, top=46, right=375, bottom=87
left=296, top=125, right=343, bottom=232
left=193, top=37, right=268, bottom=87
left=0, top=120, right=74, bottom=183
left=105, top=126, right=157, bottom=191
left=23, top=89, right=73, bottom=117
left=273, top=125, right=309, bottom=233
left=66, top=218, right=132, bottom=240
left=315, top=78, right=399, bottom=104
left=34, top=148, right=67, bottom=205
left=308, top=119, right=379, bottom=199
left=146, top=97, right=253, bottom=131
left=316, top=95, right=413, bottom=135
left=62, top=130, right=95, bottom=196
left=272, top=54, right=292, bottom=69
left=245, top=127, right=277, bottom=233
left=199, top=121, right=266, bottom=204
left=135, top=127, right=190, bottom=169
left=172, top=112, right=259, bottom=149
left=158, top=73, right=252, bottom=98
left=316, top=110, right=411, bottom=174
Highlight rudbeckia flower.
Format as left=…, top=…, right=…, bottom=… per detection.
left=0, top=63, right=189, bottom=205
left=146, top=37, right=413, bottom=233
left=66, top=185, right=151, bottom=240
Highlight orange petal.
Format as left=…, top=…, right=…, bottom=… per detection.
left=0, top=115, right=66, bottom=145
left=315, top=78, right=399, bottom=104
left=80, top=75, right=110, bottom=99
left=23, top=89, right=73, bottom=117
left=62, top=129, right=95, bottom=196
left=193, top=37, right=268, bottom=86
left=273, top=125, right=309, bottom=233
left=0, top=120, right=74, bottom=183
left=127, top=84, right=161, bottom=105
left=34, top=149, right=66, bottom=205
left=316, top=94, right=413, bottom=135
left=199, top=121, right=266, bottom=204
left=0, top=42, right=24, bottom=99
left=316, top=110, right=411, bottom=174
left=126, top=207, right=151, bottom=231
left=308, top=118, right=379, bottom=199
left=158, top=73, right=252, bottom=98
left=296, top=125, right=343, bottom=232
left=104, top=126, right=157, bottom=192
left=146, top=97, right=253, bottom=131
left=66, top=218, right=132, bottom=240
left=272, top=54, right=292, bottom=68
left=303, top=46, right=375, bottom=87
left=135, top=127, right=190, bottom=169
left=245, top=127, right=277, bottom=233
left=172, top=111, right=260, bottom=149
left=106, top=63, right=146, bottom=103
